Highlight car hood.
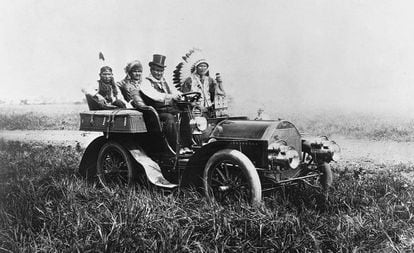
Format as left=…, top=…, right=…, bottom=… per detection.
left=210, top=119, right=297, bottom=140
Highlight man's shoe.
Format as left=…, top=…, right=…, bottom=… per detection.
left=183, top=147, right=194, bottom=154
left=179, top=148, right=187, bottom=155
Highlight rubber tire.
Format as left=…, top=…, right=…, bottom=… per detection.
left=203, top=149, right=262, bottom=205
left=96, top=141, right=135, bottom=187
left=319, top=162, right=333, bottom=190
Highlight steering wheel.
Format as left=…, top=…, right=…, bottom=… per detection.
left=181, top=91, right=201, bottom=103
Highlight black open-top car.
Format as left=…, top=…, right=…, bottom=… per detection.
left=78, top=92, right=340, bottom=205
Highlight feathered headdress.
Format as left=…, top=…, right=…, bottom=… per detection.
left=173, top=48, right=209, bottom=89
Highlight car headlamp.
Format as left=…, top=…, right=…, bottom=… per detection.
left=190, top=116, right=207, bottom=134
left=268, top=140, right=287, bottom=161
left=268, top=140, right=287, bottom=151
left=323, top=140, right=341, bottom=161
left=268, top=140, right=300, bottom=169
left=310, top=137, right=341, bottom=161
left=286, top=148, right=300, bottom=169
left=303, top=135, right=341, bottom=161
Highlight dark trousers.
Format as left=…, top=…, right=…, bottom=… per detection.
left=179, top=111, right=192, bottom=148
left=159, top=112, right=178, bottom=149
left=158, top=110, right=192, bottom=149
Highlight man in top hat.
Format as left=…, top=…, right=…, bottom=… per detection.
left=140, top=54, right=181, bottom=107
left=140, top=54, right=192, bottom=154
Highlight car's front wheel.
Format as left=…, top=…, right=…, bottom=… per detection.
left=203, top=149, right=262, bottom=205
left=96, top=141, right=136, bottom=189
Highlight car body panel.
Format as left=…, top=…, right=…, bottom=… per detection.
left=78, top=104, right=339, bottom=192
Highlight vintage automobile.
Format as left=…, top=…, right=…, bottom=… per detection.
left=78, top=91, right=340, bottom=205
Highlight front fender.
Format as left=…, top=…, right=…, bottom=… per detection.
left=181, top=140, right=265, bottom=187
left=121, top=141, right=177, bottom=189
left=181, top=141, right=231, bottom=188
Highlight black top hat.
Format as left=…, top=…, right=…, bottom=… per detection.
left=149, top=54, right=167, bottom=68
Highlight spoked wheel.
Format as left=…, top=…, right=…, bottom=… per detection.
left=203, top=149, right=262, bottom=205
left=96, top=141, right=135, bottom=188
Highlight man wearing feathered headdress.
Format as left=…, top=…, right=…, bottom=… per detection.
left=180, top=59, right=225, bottom=117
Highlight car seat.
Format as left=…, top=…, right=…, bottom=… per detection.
left=85, top=94, right=102, bottom=110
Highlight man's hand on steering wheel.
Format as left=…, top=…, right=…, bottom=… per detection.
left=181, top=91, right=201, bottom=103
left=171, top=93, right=182, bottom=101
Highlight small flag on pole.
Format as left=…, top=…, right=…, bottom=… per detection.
left=99, top=52, right=105, bottom=61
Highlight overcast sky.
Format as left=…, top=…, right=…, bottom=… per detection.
left=1, top=0, right=414, bottom=115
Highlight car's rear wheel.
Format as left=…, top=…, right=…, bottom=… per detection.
left=203, top=149, right=262, bottom=205
left=96, top=141, right=135, bottom=188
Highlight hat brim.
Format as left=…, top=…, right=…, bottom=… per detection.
left=149, top=62, right=166, bottom=68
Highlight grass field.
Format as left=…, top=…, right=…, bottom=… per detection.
left=0, top=103, right=87, bottom=131
left=1, top=102, right=414, bottom=251
left=0, top=140, right=413, bottom=252
left=1, top=103, right=414, bottom=142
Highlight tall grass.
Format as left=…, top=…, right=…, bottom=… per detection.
left=0, top=140, right=413, bottom=252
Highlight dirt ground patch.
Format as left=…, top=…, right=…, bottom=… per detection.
left=0, top=130, right=100, bottom=148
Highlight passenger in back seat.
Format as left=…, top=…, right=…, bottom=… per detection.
left=118, top=60, right=146, bottom=108
left=82, top=66, right=128, bottom=109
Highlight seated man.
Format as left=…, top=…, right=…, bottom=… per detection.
left=180, top=59, right=225, bottom=117
left=118, top=60, right=146, bottom=108
left=82, top=66, right=128, bottom=109
left=140, top=54, right=193, bottom=154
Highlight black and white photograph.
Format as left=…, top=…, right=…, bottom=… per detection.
left=0, top=0, right=413, bottom=251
